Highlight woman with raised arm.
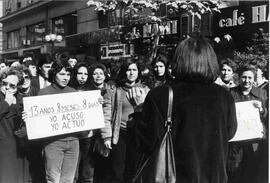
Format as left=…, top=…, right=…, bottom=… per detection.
left=95, top=58, right=149, bottom=183
left=0, top=67, right=27, bottom=183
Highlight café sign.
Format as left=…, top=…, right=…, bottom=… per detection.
left=218, top=4, right=269, bottom=28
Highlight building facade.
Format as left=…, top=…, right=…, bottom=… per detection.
left=0, top=0, right=99, bottom=61
left=1, top=1, right=265, bottom=64
left=0, top=0, right=3, bottom=54
left=0, top=0, right=208, bottom=63
left=212, top=1, right=269, bottom=60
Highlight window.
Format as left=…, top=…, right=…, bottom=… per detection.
left=99, top=9, right=124, bottom=28
left=52, top=12, right=77, bottom=36
left=7, top=30, right=20, bottom=49
left=27, top=22, right=46, bottom=45
left=5, top=0, right=12, bottom=15
left=17, top=0, right=22, bottom=9
left=200, top=13, right=212, bottom=36
left=159, top=3, right=167, bottom=17
left=180, top=14, right=190, bottom=37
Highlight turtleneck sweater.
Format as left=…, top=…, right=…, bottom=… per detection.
left=38, top=83, right=76, bottom=95
left=38, top=83, right=78, bottom=142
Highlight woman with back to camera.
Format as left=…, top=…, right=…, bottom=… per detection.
left=38, top=58, right=81, bottom=183
left=95, top=58, right=149, bottom=183
left=134, top=36, right=237, bottom=183
left=228, top=64, right=267, bottom=183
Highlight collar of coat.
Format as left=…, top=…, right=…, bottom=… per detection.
left=235, top=86, right=264, bottom=98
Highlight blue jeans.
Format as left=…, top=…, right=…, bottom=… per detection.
left=44, top=139, right=79, bottom=183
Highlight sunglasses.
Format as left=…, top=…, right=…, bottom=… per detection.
left=1, top=81, right=17, bottom=90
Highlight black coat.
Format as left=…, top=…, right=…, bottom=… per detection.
left=31, top=76, right=40, bottom=90
left=228, top=86, right=268, bottom=183
left=135, top=82, right=237, bottom=183
left=230, top=86, right=267, bottom=119
left=0, top=92, right=26, bottom=183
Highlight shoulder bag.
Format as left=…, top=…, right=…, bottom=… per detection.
left=133, top=86, right=176, bottom=183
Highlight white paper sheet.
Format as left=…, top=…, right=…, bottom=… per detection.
left=229, top=100, right=264, bottom=142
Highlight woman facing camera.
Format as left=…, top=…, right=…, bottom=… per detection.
left=0, top=67, right=27, bottom=183
left=228, top=64, right=268, bottom=183
left=95, top=58, right=149, bottom=183
left=17, top=66, right=46, bottom=183
left=69, top=62, right=91, bottom=91
left=38, top=59, right=80, bottom=183
left=69, top=62, right=95, bottom=183
left=89, top=63, right=113, bottom=90
left=135, top=36, right=237, bottom=183
left=151, top=54, right=169, bottom=88
left=215, top=58, right=237, bottom=89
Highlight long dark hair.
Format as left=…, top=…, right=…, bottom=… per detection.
left=115, top=58, right=142, bottom=87
left=172, top=36, right=219, bottom=84
left=69, top=62, right=91, bottom=90
left=151, top=53, right=169, bottom=77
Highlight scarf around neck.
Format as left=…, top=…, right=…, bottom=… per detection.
left=122, top=81, right=141, bottom=91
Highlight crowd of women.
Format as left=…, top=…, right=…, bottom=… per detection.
left=0, top=35, right=268, bottom=183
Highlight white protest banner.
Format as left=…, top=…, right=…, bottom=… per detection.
left=229, top=100, right=264, bottom=142
left=23, top=90, right=105, bottom=139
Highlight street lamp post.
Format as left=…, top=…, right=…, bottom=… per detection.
left=44, top=33, right=63, bottom=53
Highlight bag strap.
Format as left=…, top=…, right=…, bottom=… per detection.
left=166, top=85, right=173, bottom=128
left=132, top=85, right=174, bottom=183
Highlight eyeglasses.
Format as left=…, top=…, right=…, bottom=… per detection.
left=1, top=81, right=17, bottom=90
